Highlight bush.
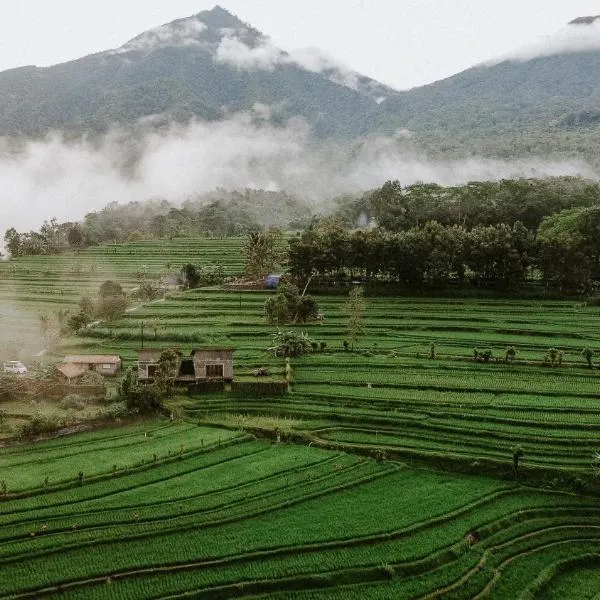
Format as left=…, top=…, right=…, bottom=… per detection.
left=98, top=401, right=128, bottom=420
left=134, top=281, right=166, bottom=301
left=19, top=413, right=61, bottom=439
left=67, top=310, right=92, bottom=332
left=59, top=395, right=87, bottom=410
left=268, top=330, right=315, bottom=357
left=119, top=368, right=163, bottom=414
left=265, top=284, right=319, bottom=324
left=474, top=348, right=493, bottom=362
left=252, top=367, right=271, bottom=377
left=79, top=371, right=106, bottom=387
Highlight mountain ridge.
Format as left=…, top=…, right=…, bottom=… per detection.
left=1, top=7, right=600, bottom=160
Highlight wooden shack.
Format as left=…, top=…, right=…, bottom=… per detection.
left=192, top=348, right=234, bottom=381
left=137, top=348, right=234, bottom=383
left=138, top=349, right=175, bottom=381
left=63, top=355, right=122, bottom=376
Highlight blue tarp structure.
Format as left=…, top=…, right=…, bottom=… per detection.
left=264, top=274, right=282, bottom=289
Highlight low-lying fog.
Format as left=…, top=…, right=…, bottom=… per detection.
left=0, top=109, right=598, bottom=234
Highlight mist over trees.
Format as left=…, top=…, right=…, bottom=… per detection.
left=4, top=189, right=312, bottom=255
left=7, top=175, right=600, bottom=294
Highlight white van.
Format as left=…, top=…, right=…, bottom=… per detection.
left=3, top=361, right=27, bottom=374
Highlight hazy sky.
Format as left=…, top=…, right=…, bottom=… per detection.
left=1, top=1, right=599, bottom=90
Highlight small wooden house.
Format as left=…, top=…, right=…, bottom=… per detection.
left=137, top=348, right=234, bottom=383
left=63, top=355, right=122, bottom=376
left=192, top=348, right=234, bottom=380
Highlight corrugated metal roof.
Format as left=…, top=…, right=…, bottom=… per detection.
left=64, top=355, right=121, bottom=364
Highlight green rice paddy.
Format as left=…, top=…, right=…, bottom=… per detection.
left=2, top=237, right=600, bottom=597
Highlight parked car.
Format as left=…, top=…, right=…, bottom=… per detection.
left=3, top=361, right=27, bottom=374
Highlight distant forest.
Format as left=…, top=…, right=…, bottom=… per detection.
left=3, top=189, right=312, bottom=256
left=6, top=176, right=600, bottom=293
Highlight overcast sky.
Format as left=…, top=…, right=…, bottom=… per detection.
left=0, top=1, right=598, bottom=90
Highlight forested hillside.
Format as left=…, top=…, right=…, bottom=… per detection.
left=2, top=6, right=600, bottom=161
left=0, top=6, right=401, bottom=139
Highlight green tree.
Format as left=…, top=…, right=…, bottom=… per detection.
left=244, top=230, right=281, bottom=279
left=346, top=285, right=365, bottom=351
left=119, top=368, right=163, bottom=414
left=546, top=348, right=560, bottom=367
left=181, top=264, right=200, bottom=289
left=4, top=228, right=22, bottom=257
left=96, top=280, right=127, bottom=321
left=511, top=445, right=524, bottom=475
left=67, top=225, right=85, bottom=251
left=582, top=347, right=594, bottom=369
left=264, top=284, right=319, bottom=324
left=154, top=350, right=180, bottom=397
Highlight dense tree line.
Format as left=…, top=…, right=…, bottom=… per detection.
left=289, top=222, right=535, bottom=289
left=288, top=178, right=600, bottom=293
left=289, top=210, right=600, bottom=293
left=335, top=177, right=600, bottom=232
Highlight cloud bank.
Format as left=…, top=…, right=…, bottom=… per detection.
left=0, top=110, right=597, bottom=235
left=488, top=19, right=600, bottom=64
left=214, top=31, right=366, bottom=91
left=215, top=32, right=287, bottom=70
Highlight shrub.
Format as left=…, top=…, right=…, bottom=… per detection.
left=79, top=371, right=106, bottom=387
left=98, top=401, right=129, bottom=420
left=474, top=348, right=493, bottom=363
left=252, top=367, right=271, bottom=377
left=582, top=347, right=594, bottom=368
left=505, top=346, right=517, bottom=363
left=59, top=395, right=87, bottom=411
left=428, top=342, right=436, bottom=360
left=268, top=330, right=315, bottom=357
left=119, top=368, right=163, bottom=414
left=19, top=413, right=61, bottom=439
left=265, top=284, right=319, bottom=324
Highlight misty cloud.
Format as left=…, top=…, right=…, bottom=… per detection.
left=215, top=31, right=287, bottom=70
left=487, top=19, right=600, bottom=64
left=111, top=18, right=207, bottom=55
left=215, top=33, right=363, bottom=91
left=0, top=110, right=598, bottom=235
left=288, top=48, right=360, bottom=90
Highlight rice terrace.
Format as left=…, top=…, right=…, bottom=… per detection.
left=4, top=195, right=600, bottom=598
left=5, top=4, right=600, bottom=598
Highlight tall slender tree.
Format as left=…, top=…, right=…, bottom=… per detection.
left=346, top=285, right=365, bottom=351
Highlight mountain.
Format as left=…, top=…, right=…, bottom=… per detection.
left=0, top=6, right=403, bottom=138
left=386, top=16, right=600, bottom=156
left=1, top=7, right=600, bottom=159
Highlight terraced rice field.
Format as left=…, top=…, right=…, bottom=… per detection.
left=56, top=288, right=600, bottom=477
left=0, top=237, right=245, bottom=349
left=1, top=420, right=600, bottom=599
left=3, top=237, right=600, bottom=596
